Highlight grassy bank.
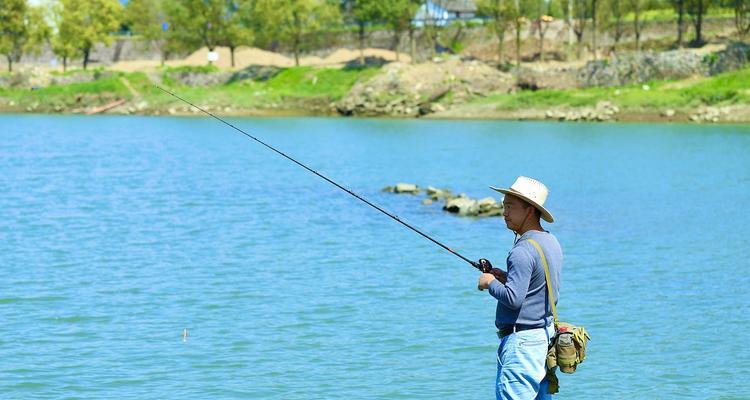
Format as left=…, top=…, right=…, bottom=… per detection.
left=486, top=68, right=749, bottom=110
left=1, top=64, right=749, bottom=123
left=440, top=67, right=750, bottom=122
left=154, top=66, right=380, bottom=113
left=0, top=65, right=380, bottom=115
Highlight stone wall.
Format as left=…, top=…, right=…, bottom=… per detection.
left=577, top=42, right=750, bottom=87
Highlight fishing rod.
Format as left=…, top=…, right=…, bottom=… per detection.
left=155, top=85, right=498, bottom=275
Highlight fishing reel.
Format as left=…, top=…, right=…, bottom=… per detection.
left=477, top=258, right=507, bottom=283
left=477, top=258, right=493, bottom=273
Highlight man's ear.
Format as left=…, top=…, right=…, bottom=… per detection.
left=527, top=205, right=539, bottom=220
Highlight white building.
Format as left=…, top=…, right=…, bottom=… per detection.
left=413, top=0, right=478, bottom=27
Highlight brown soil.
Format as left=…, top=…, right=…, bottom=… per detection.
left=110, top=46, right=410, bottom=71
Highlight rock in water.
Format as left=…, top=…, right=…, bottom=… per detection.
left=444, top=197, right=479, bottom=216
left=394, top=183, right=420, bottom=194
left=426, top=186, right=453, bottom=200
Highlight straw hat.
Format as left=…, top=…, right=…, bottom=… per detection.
left=490, top=176, right=554, bottom=223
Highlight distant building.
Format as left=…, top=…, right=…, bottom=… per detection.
left=413, top=0, right=478, bottom=27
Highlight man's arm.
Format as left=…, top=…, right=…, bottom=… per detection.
left=477, top=268, right=507, bottom=290
left=487, top=246, right=534, bottom=309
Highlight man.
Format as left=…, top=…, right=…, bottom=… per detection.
left=477, top=176, right=562, bottom=400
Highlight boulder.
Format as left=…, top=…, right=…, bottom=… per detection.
left=443, top=196, right=479, bottom=216
left=344, top=56, right=390, bottom=69
left=578, top=50, right=708, bottom=87
left=551, top=101, right=620, bottom=122
left=707, top=42, right=750, bottom=75
left=477, top=197, right=504, bottom=217
left=227, top=65, right=281, bottom=83
left=662, top=109, right=676, bottom=118
left=477, top=197, right=498, bottom=211
left=516, top=66, right=579, bottom=90
left=166, top=70, right=233, bottom=86
left=690, top=106, right=729, bottom=123
left=426, top=186, right=454, bottom=200
left=337, top=59, right=513, bottom=117
left=394, top=183, right=420, bottom=194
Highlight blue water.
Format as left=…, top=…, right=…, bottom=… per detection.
left=1, top=115, right=749, bottom=399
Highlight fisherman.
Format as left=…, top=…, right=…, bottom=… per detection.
left=477, top=176, right=562, bottom=400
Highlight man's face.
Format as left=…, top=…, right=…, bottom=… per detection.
left=502, top=194, right=531, bottom=232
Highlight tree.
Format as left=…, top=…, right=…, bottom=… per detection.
left=51, top=1, right=76, bottom=71
left=219, top=1, right=255, bottom=67
left=590, top=0, right=601, bottom=59
left=0, top=0, right=48, bottom=72
left=254, top=0, right=340, bottom=66
left=0, top=0, right=27, bottom=72
left=165, top=0, right=255, bottom=67
left=169, top=0, right=225, bottom=61
left=54, top=0, right=122, bottom=70
left=404, top=0, right=421, bottom=62
left=421, top=1, right=445, bottom=59
left=125, top=0, right=183, bottom=66
left=670, top=0, right=688, bottom=46
left=524, top=0, right=544, bottom=60
left=417, top=1, right=470, bottom=60
left=348, top=0, right=385, bottom=65
left=628, top=0, right=649, bottom=51
left=559, top=0, right=575, bottom=55
left=379, top=0, right=420, bottom=62
left=602, top=0, right=627, bottom=51
left=508, top=0, right=537, bottom=66
left=449, top=20, right=469, bottom=50
left=686, top=0, right=710, bottom=45
left=572, top=0, right=589, bottom=59
left=733, top=0, right=749, bottom=40
left=536, top=0, right=562, bottom=62
left=478, top=0, right=513, bottom=63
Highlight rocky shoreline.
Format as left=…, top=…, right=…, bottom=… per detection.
left=428, top=102, right=750, bottom=124
left=3, top=100, right=748, bottom=124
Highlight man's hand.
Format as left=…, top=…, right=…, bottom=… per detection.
left=477, top=273, right=496, bottom=291
left=489, top=268, right=507, bottom=284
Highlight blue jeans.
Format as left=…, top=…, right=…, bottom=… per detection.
left=496, top=324, right=555, bottom=400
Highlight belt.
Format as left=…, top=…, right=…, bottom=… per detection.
left=497, top=324, right=543, bottom=338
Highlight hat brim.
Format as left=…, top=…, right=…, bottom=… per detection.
left=490, top=186, right=555, bottom=223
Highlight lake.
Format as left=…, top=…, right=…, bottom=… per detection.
left=1, top=114, right=749, bottom=399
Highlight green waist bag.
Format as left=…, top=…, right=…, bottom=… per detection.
left=546, top=322, right=590, bottom=373
left=527, top=239, right=591, bottom=394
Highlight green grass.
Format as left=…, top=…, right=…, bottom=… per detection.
left=154, top=66, right=380, bottom=109
left=0, top=73, right=132, bottom=110
left=2, top=64, right=748, bottom=115
left=477, top=67, right=750, bottom=111
left=0, top=65, right=380, bottom=112
left=632, top=7, right=735, bottom=22
left=159, top=65, right=222, bottom=86
left=259, top=66, right=379, bottom=99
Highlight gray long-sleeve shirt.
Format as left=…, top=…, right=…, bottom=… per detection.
left=488, top=230, right=562, bottom=328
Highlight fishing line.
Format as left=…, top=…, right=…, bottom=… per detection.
left=155, top=85, right=484, bottom=271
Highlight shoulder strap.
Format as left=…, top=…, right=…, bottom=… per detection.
left=527, top=238, right=559, bottom=329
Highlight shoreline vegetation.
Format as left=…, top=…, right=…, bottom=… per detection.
left=2, top=50, right=749, bottom=124
left=2, top=0, right=749, bottom=124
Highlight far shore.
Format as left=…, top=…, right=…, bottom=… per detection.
left=1, top=52, right=749, bottom=125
